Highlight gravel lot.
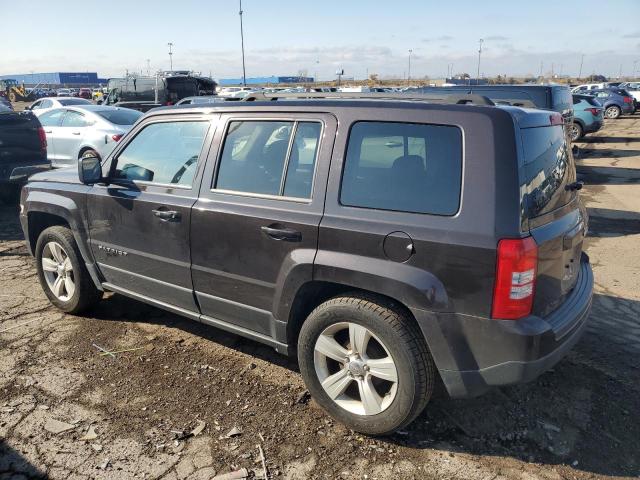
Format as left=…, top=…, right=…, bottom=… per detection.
left=1, top=114, right=639, bottom=480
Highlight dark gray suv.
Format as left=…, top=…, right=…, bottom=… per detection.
left=20, top=93, right=593, bottom=435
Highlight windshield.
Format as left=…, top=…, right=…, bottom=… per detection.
left=58, top=99, right=92, bottom=106
left=96, top=109, right=143, bottom=125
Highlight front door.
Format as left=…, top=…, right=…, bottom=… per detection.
left=191, top=113, right=336, bottom=336
left=37, top=109, right=66, bottom=163
left=87, top=115, right=215, bottom=312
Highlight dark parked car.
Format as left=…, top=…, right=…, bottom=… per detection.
left=0, top=109, right=50, bottom=203
left=19, top=93, right=593, bottom=435
left=103, top=75, right=203, bottom=112
left=0, top=96, right=13, bottom=111
left=78, top=88, right=93, bottom=100
left=408, top=84, right=574, bottom=123
left=570, top=94, right=603, bottom=141
left=588, top=88, right=635, bottom=119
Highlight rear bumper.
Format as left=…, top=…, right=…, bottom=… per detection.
left=584, top=120, right=603, bottom=134
left=413, top=254, right=593, bottom=398
left=0, top=162, right=51, bottom=184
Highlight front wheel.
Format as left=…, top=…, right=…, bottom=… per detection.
left=604, top=105, right=621, bottom=119
left=298, top=295, right=436, bottom=435
left=35, top=226, right=102, bottom=314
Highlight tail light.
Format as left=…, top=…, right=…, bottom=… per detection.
left=111, top=134, right=123, bottom=142
left=549, top=113, right=563, bottom=125
left=585, top=107, right=601, bottom=115
left=623, top=96, right=633, bottom=103
left=37, top=127, right=47, bottom=155
left=491, top=237, right=538, bottom=320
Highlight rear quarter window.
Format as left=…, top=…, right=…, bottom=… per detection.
left=340, top=121, right=463, bottom=215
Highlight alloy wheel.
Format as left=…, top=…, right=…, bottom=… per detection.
left=314, top=322, right=398, bottom=416
left=41, top=241, right=75, bottom=301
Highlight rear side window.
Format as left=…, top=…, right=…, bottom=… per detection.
left=521, top=125, right=574, bottom=217
left=96, top=109, right=143, bottom=125
left=61, top=111, right=89, bottom=127
left=215, top=120, right=321, bottom=199
left=341, top=121, right=462, bottom=215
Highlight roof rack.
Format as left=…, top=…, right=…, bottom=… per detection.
left=241, top=91, right=495, bottom=106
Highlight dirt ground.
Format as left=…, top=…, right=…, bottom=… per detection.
left=1, top=115, right=639, bottom=480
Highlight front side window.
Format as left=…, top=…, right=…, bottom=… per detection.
left=113, top=121, right=209, bottom=186
left=341, top=121, right=463, bottom=215
left=39, top=109, right=66, bottom=127
left=215, top=120, right=321, bottom=198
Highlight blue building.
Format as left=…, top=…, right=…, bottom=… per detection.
left=218, top=76, right=314, bottom=86
left=0, top=72, right=108, bottom=86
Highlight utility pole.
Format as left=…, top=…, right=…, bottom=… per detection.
left=539, top=61, right=543, bottom=79
left=239, top=0, right=247, bottom=86
left=315, top=57, right=319, bottom=83
left=146, top=59, right=151, bottom=76
left=578, top=54, right=584, bottom=80
left=634, top=60, right=639, bottom=79
left=167, top=43, right=173, bottom=71
left=618, top=63, right=623, bottom=79
left=407, top=49, right=413, bottom=85
left=476, top=39, right=483, bottom=81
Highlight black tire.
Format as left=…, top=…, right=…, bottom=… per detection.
left=569, top=122, right=583, bottom=142
left=298, top=294, right=436, bottom=435
left=35, top=226, right=102, bottom=314
left=604, top=105, right=621, bottom=119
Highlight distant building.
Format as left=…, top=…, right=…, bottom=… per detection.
left=0, top=72, right=108, bottom=86
left=218, top=76, right=314, bottom=86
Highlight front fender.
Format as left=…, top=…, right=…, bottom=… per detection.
left=22, top=188, right=94, bottom=266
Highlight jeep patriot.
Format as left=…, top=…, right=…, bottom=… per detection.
left=20, top=93, right=593, bottom=435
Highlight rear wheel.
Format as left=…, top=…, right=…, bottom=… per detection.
left=298, top=295, right=436, bottom=435
left=35, top=226, right=102, bottom=314
left=569, top=122, right=583, bottom=142
left=604, top=105, right=621, bottom=119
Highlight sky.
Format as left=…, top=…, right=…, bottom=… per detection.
left=2, top=0, right=640, bottom=81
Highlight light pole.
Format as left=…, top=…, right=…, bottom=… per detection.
left=167, top=43, right=173, bottom=71
left=146, top=59, right=151, bottom=76
left=476, top=39, right=483, bottom=82
left=407, top=49, right=413, bottom=85
left=315, top=57, right=319, bottom=83
left=239, top=0, right=247, bottom=86
left=634, top=60, right=639, bottom=79
left=578, top=54, right=584, bottom=80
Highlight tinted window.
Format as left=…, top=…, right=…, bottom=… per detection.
left=216, top=121, right=292, bottom=196
left=96, top=109, right=143, bottom=125
left=341, top=122, right=462, bottom=215
left=283, top=122, right=322, bottom=198
left=61, top=111, right=89, bottom=127
left=38, top=109, right=65, bottom=127
left=58, top=99, right=92, bottom=106
left=521, top=125, right=574, bottom=217
left=114, top=121, right=209, bottom=186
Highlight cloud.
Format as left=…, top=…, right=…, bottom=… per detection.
left=422, top=35, right=453, bottom=42
left=483, top=35, right=509, bottom=41
left=622, top=31, right=640, bottom=38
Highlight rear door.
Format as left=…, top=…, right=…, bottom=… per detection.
left=519, top=122, right=587, bottom=318
left=191, top=113, right=335, bottom=335
left=53, top=110, right=91, bottom=167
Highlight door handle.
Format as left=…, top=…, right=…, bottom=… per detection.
left=44, top=130, right=52, bottom=133
left=261, top=225, right=302, bottom=242
left=72, top=131, right=81, bottom=135
left=152, top=209, right=181, bottom=221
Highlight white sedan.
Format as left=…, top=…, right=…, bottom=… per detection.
left=25, top=97, right=93, bottom=116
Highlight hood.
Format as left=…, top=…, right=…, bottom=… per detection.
left=29, top=165, right=81, bottom=184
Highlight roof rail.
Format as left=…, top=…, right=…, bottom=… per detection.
left=241, top=91, right=495, bottom=106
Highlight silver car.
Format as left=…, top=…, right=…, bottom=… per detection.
left=37, top=105, right=143, bottom=168
left=26, top=97, right=93, bottom=117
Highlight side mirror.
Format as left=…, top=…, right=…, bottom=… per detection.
left=78, top=156, right=102, bottom=185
